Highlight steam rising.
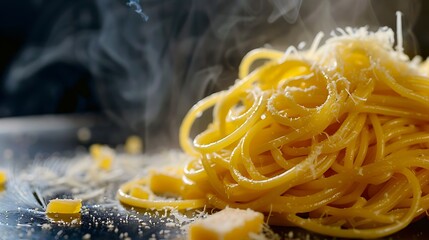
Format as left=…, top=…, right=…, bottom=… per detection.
left=1, top=0, right=421, bottom=151
left=127, top=0, right=149, bottom=21
left=268, top=0, right=302, bottom=23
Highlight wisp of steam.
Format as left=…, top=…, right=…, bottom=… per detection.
left=127, top=0, right=149, bottom=21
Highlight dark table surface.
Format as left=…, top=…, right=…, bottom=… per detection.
left=0, top=114, right=428, bottom=240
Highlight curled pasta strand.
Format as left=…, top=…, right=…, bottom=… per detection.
left=120, top=27, right=429, bottom=239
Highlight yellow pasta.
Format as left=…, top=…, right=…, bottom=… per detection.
left=118, top=26, right=429, bottom=238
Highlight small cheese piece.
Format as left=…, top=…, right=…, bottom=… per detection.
left=188, top=208, right=264, bottom=240
left=181, top=178, right=206, bottom=200
left=98, top=155, right=113, bottom=171
left=89, top=144, right=103, bottom=159
left=0, top=170, right=6, bottom=185
left=149, top=170, right=183, bottom=196
left=76, top=127, right=91, bottom=142
left=89, top=144, right=114, bottom=171
left=124, top=135, right=143, bottom=154
left=130, top=185, right=151, bottom=199
left=46, top=199, right=82, bottom=214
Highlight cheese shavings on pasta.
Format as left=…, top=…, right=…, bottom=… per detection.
left=118, top=26, right=429, bottom=239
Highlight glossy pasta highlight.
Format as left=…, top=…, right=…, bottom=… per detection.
left=118, top=27, right=429, bottom=239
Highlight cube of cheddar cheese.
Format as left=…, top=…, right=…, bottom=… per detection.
left=149, top=169, right=206, bottom=199
left=180, top=179, right=206, bottom=200
left=46, top=199, right=82, bottom=214
left=188, top=208, right=264, bottom=240
left=149, top=170, right=183, bottom=196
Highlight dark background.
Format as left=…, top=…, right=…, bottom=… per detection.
left=0, top=0, right=427, bottom=143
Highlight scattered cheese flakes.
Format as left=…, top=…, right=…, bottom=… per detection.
left=46, top=199, right=82, bottom=214
left=41, top=223, right=52, bottom=230
left=187, top=208, right=264, bottom=240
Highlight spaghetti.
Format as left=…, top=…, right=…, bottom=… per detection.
left=118, top=26, right=429, bottom=238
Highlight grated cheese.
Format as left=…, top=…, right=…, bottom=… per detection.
left=395, top=11, right=403, bottom=53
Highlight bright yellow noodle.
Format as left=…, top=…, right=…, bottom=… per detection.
left=117, top=27, right=429, bottom=239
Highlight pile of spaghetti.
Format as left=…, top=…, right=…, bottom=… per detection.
left=118, top=26, right=429, bottom=238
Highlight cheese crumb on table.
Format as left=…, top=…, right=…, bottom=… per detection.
left=89, top=144, right=114, bottom=171
left=82, top=233, right=91, bottom=240
left=124, top=135, right=143, bottom=154
left=98, top=155, right=113, bottom=171
left=41, top=223, right=52, bottom=230
left=188, top=208, right=264, bottom=240
left=89, top=144, right=103, bottom=159
left=46, top=199, right=82, bottom=214
left=76, top=127, right=91, bottom=142
left=0, top=170, right=6, bottom=185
